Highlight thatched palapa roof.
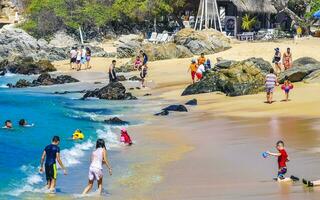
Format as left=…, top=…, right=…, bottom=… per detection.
left=219, top=0, right=277, bottom=14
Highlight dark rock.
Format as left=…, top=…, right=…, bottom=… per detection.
left=279, top=64, right=320, bottom=83
left=182, top=58, right=266, bottom=96
left=129, top=88, right=134, bottom=90
left=143, top=93, right=152, bottom=96
left=215, top=60, right=235, bottom=69
left=163, top=105, right=188, bottom=112
left=303, top=70, right=320, bottom=83
left=129, top=76, right=142, bottom=81
left=94, top=82, right=102, bottom=84
left=185, top=99, right=198, bottom=105
left=104, top=117, right=129, bottom=125
left=10, top=79, right=32, bottom=88
left=117, top=75, right=127, bottom=81
left=4, top=57, right=56, bottom=75
left=293, top=57, right=320, bottom=67
left=155, top=110, right=169, bottom=116
left=115, top=61, right=135, bottom=73
left=82, top=82, right=137, bottom=100
left=245, top=57, right=272, bottom=74
left=135, top=87, right=141, bottom=90
left=54, top=90, right=86, bottom=95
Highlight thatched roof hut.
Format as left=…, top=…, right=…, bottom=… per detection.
left=226, top=0, right=277, bottom=14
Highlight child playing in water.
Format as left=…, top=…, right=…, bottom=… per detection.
left=39, top=136, right=67, bottom=193
left=3, top=120, right=12, bottom=129
left=19, top=119, right=34, bottom=127
left=266, top=141, right=289, bottom=180
left=120, top=128, right=133, bottom=146
left=188, top=59, right=198, bottom=84
left=82, top=139, right=112, bottom=195
left=281, top=76, right=294, bottom=102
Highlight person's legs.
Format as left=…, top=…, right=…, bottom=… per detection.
left=97, top=177, right=103, bottom=195
left=82, top=180, right=94, bottom=194
left=269, top=92, right=273, bottom=103
left=285, top=92, right=289, bottom=101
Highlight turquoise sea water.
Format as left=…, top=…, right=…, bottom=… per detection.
left=0, top=74, right=141, bottom=199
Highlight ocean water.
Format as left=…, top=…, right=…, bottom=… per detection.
left=0, top=74, right=142, bottom=199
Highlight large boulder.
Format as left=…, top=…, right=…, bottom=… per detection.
left=174, top=28, right=231, bottom=55
left=82, top=82, right=137, bottom=100
left=104, top=117, right=129, bottom=125
left=162, top=105, right=188, bottom=112
left=2, top=57, right=56, bottom=75
left=292, top=57, right=320, bottom=67
left=303, top=70, right=320, bottom=83
left=182, top=58, right=267, bottom=96
left=49, top=31, right=78, bottom=48
left=115, top=60, right=136, bottom=73
left=279, top=64, right=320, bottom=83
left=142, top=43, right=193, bottom=61
left=116, top=34, right=144, bottom=58
left=0, top=26, right=67, bottom=62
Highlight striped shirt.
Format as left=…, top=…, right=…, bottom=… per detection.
left=265, top=73, right=277, bottom=88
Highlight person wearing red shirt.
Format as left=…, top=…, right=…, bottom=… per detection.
left=267, top=141, right=289, bottom=179
left=120, top=128, right=133, bottom=146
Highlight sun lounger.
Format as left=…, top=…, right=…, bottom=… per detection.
left=160, top=33, right=169, bottom=43
left=148, top=32, right=158, bottom=43
left=155, top=33, right=163, bottom=44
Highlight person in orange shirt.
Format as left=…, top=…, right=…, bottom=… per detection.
left=188, top=59, right=198, bottom=84
left=198, top=53, right=206, bottom=65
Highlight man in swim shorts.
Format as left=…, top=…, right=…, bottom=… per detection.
left=40, top=136, right=67, bottom=193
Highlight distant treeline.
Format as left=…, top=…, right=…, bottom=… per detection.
left=20, top=0, right=187, bottom=38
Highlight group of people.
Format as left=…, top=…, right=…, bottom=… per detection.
left=272, top=47, right=293, bottom=74
left=188, top=53, right=212, bottom=83
left=69, top=46, right=92, bottom=71
left=109, top=50, right=149, bottom=87
left=2, top=119, right=33, bottom=129
left=264, top=140, right=320, bottom=187
left=39, top=127, right=132, bottom=194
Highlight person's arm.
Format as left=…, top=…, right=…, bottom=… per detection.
left=267, top=151, right=281, bottom=157
left=103, top=148, right=112, bottom=175
left=56, top=152, right=67, bottom=175
left=39, top=151, right=46, bottom=173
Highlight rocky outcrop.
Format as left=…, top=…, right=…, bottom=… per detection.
left=163, top=105, right=188, bottom=112
left=116, top=34, right=143, bottom=58
left=182, top=58, right=267, bottom=97
left=82, top=82, right=137, bottom=100
left=128, top=76, right=142, bottom=81
left=117, top=75, right=127, bottom=81
left=104, top=117, right=129, bottom=125
left=303, top=70, right=320, bottom=83
left=49, top=31, right=78, bottom=48
left=174, top=28, right=231, bottom=55
left=0, top=57, right=56, bottom=75
left=279, top=57, right=320, bottom=83
left=0, top=26, right=67, bottom=62
left=185, top=99, right=198, bottom=106
left=7, top=73, right=79, bottom=88
left=154, top=110, right=169, bottom=116
left=115, top=60, right=136, bottom=73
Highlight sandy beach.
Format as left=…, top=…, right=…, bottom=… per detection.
left=52, top=37, right=320, bottom=199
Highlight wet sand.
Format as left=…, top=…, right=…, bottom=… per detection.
left=52, top=37, right=320, bottom=199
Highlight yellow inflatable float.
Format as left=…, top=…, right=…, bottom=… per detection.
left=72, top=129, right=84, bottom=140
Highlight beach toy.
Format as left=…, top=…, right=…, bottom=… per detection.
left=262, top=152, right=269, bottom=158
left=72, top=130, right=84, bottom=140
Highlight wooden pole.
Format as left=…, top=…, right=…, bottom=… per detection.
left=214, top=0, right=222, bottom=32
left=205, top=0, right=208, bottom=29
left=199, top=0, right=205, bottom=30
left=79, top=26, right=84, bottom=44
left=213, top=0, right=217, bottom=29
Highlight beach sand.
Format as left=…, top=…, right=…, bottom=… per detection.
left=53, top=37, right=320, bottom=199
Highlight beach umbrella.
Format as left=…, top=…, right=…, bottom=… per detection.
left=314, top=10, right=320, bottom=19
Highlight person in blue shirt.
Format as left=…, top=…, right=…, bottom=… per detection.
left=39, top=136, right=67, bottom=193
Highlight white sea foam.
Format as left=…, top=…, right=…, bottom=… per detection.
left=0, top=84, right=9, bottom=88
left=68, top=111, right=120, bottom=122
left=60, top=140, right=94, bottom=167
left=96, top=126, right=122, bottom=150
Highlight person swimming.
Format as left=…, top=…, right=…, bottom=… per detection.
left=120, top=128, right=133, bottom=146
left=72, top=129, right=85, bottom=140
left=19, top=119, right=34, bottom=127
left=3, top=120, right=13, bottom=129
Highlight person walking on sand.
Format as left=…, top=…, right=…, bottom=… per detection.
left=188, top=58, right=198, bottom=84
left=82, top=139, right=112, bottom=195
left=39, top=136, right=67, bottom=193
left=69, top=47, right=77, bottom=70
left=85, top=47, right=92, bottom=70
left=283, top=48, right=292, bottom=70
left=273, top=48, right=282, bottom=74
left=76, top=47, right=82, bottom=71
left=265, top=68, right=278, bottom=104
left=109, top=60, right=117, bottom=83
left=139, top=50, right=149, bottom=88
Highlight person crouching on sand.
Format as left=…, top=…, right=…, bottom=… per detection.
left=120, top=128, right=133, bottom=146
left=281, top=76, right=294, bottom=102
left=188, top=59, right=198, bottom=84
left=82, top=139, right=112, bottom=195
left=265, top=68, right=278, bottom=104
left=39, top=136, right=67, bottom=193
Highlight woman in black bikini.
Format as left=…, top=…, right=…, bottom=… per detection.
left=273, top=48, right=282, bottom=74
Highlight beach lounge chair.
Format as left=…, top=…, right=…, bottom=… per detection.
left=148, top=32, right=158, bottom=43
left=155, top=33, right=163, bottom=44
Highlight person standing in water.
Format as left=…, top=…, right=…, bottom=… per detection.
left=283, top=48, right=292, bottom=70
left=109, top=60, right=117, bottom=83
left=82, top=139, right=112, bottom=195
left=3, top=120, right=13, bottom=129
left=39, top=136, right=67, bottom=193
left=273, top=48, right=282, bottom=74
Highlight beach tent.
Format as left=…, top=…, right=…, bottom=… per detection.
left=194, top=0, right=222, bottom=31
left=314, top=10, right=320, bottom=19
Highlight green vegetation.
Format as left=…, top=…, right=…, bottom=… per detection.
left=21, top=0, right=186, bottom=38
left=241, top=14, right=256, bottom=31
